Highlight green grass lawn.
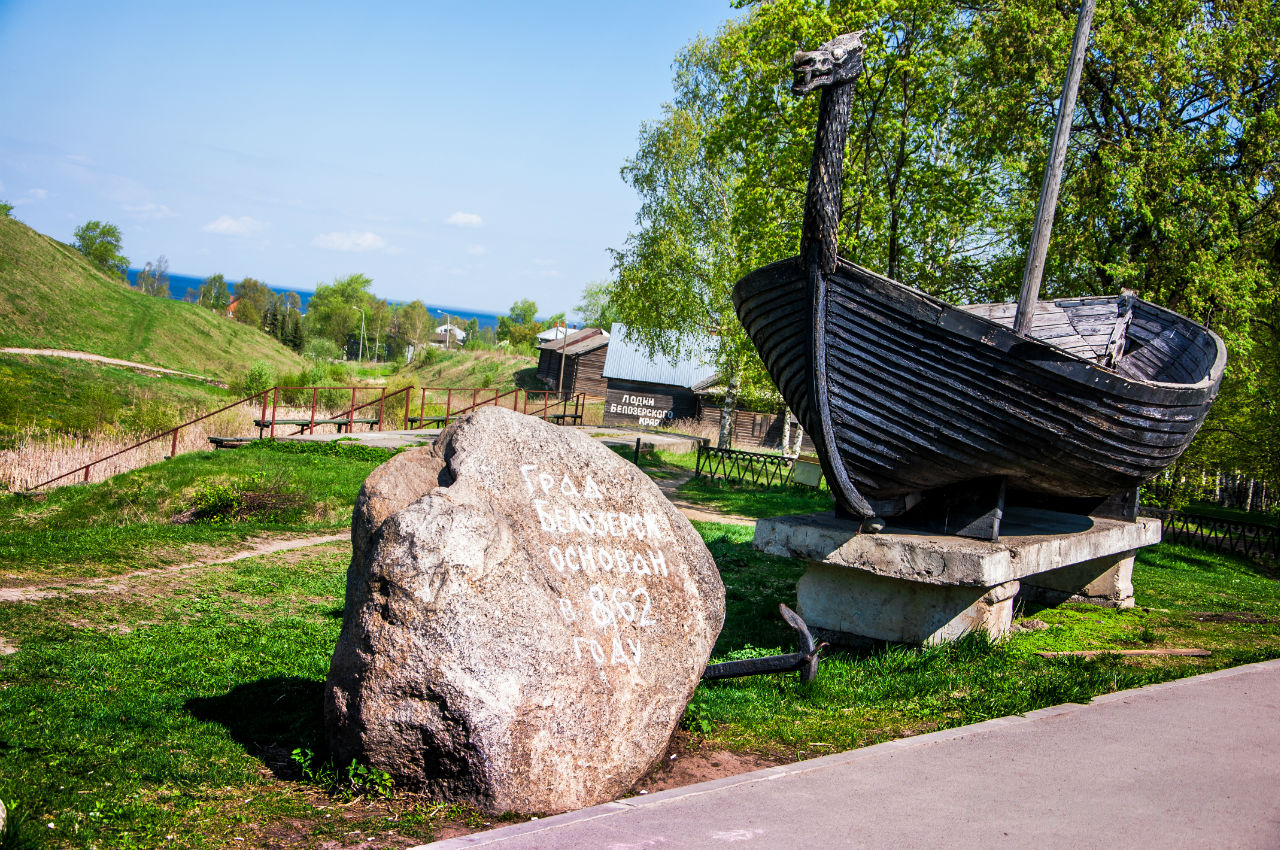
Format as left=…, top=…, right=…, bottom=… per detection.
left=0, top=355, right=232, bottom=443
left=0, top=441, right=388, bottom=582
left=0, top=448, right=1277, bottom=848
left=689, top=520, right=1280, bottom=756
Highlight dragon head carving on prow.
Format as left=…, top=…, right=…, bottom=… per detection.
left=792, top=31, right=866, bottom=95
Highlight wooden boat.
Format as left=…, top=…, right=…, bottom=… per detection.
left=732, top=31, right=1226, bottom=537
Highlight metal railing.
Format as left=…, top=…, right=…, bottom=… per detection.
left=694, top=444, right=798, bottom=487
left=255, top=385, right=415, bottom=437
left=25, top=389, right=273, bottom=492
left=26, top=385, right=589, bottom=492
left=1140, top=507, right=1279, bottom=560
left=409, top=388, right=585, bottom=429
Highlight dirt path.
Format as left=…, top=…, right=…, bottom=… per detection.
left=0, top=532, right=349, bottom=604
left=655, top=470, right=756, bottom=527
left=0, top=347, right=215, bottom=382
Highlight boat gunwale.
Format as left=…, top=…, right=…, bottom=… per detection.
left=732, top=255, right=1227, bottom=403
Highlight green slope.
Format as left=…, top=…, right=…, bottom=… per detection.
left=0, top=216, right=304, bottom=378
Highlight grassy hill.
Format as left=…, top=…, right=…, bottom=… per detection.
left=0, top=215, right=304, bottom=378
left=402, top=347, right=540, bottom=391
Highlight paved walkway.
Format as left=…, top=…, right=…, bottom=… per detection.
left=420, top=659, right=1280, bottom=849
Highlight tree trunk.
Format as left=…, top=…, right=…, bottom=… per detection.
left=718, top=377, right=737, bottom=450
left=780, top=406, right=791, bottom=456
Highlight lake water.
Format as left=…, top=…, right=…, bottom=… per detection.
left=126, top=270, right=504, bottom=329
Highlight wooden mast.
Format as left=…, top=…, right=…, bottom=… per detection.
left=1013, top=0, right=1096, bottom=337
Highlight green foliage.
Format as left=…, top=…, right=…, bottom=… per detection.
left=304, top=273, right=375, bottom=352
left=304, top=336, right=343, bottom=361
left=678, top=475, right=833, bottom=518
left=252, top=437, right=399, bottom=463
left=118, top=393, right=180, bottom=436
left=233, top=359, right=276, bottom=398
left=0, top=201, right=13, bottom=218
left=0, top=445, right=383, bottom=578
left=289, top=749, right=395, bottom=800
left=180, top=472, right=308, bottom=525
left=231, top=277, right=272, bottom=327
left=134, top=255, right=169, bottom=297
left=71, top=220, right=128, bottom=279
left=0, top=796, right=41, bottom=850
left=497, top=298, right=545, bottom=347
left=0, top=357, right=226, bottom=441
left=574, top=280, right=619, bottom=329
left=197, top=272, right=230, bottom=312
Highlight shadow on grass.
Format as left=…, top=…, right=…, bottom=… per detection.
left=513, top=367, right=543, bottom=390
left=185, top=676, right=326, bottom=779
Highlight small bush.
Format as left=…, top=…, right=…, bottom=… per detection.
left=304, top=337, right=343, bottom=361
left=119, top=394, right=180, bottom=436
left=232, top=360, right=276, bottom=398
left=174, top=472, right=308, bottom=524
left=290, top=749, right=395, bottom=801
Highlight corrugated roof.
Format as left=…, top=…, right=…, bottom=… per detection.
left=537, top=327, right=608, bottom=354
left=602, top=323, right=718, bottom=388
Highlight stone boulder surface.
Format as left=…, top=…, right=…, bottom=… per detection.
left=324, top=407, right=724, bottom=814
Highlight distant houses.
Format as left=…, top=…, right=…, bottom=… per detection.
left=598, top=323, right=811, bottom=452
left=430, top=324, right=467, bottom=348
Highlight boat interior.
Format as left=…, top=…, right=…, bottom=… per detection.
left=959, top=296, right=1219, bottom=385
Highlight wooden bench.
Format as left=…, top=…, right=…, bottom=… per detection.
left=406, top=415, right=449, bottom=428
left=208, top=436, right=253, bottom=449
left=253, top=417, right=380, bottom=436
left=542, top=413, right=583, bottom=425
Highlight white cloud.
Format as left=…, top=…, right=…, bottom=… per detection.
left=65, top=154, right=90, bottom=164
left=203, top=215, right=268, bottom=236
left=123, top=202, right=175, bottom=220
left=445, top=211, right=483, bottom=228
left=11, top=188, right=49, bottom=207
left=466, top=243, right=486, bottom=256
left=312, top=231, right=387, bottom=252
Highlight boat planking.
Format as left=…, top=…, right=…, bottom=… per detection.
left=732, top=31, right=1226, bottom=539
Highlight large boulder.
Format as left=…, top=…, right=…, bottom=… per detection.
left=324, top=407, right=724, bottom=814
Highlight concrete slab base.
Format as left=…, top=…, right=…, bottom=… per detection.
left=754, top=508, right=1160, bottom=644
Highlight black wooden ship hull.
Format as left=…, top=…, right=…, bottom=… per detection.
left=733, top=257, right=1226, bottom=517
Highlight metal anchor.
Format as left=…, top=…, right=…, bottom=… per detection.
left=702, top=604, right=826, bottom=684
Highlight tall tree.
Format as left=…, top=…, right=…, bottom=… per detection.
left=72, top=220, right=129, bottom=279
left=497, top=299, right=544, bottom=346
left=232, top=277, right=272, bottom=327
left=391, top=300, right=430, bottom=351
left=611, top=101, right=765, bottom=448
left=304, top=273, right=378, bottom=352
left=198, top=273, right=231, bottom=312
left=967, top=0, right=1279, bottom=490
left=135, top=255, right=170, bottom=297
left=574, top=280, right=621, bottom=329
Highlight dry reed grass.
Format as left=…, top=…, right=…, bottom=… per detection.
left=0, top=397, right=364, bottom=492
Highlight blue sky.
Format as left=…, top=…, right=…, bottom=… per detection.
left=0, top=0, right=743, bottom=316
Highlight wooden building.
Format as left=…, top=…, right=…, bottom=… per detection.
left=695, top=399, right=816, bottom=453
left=536, top=327, right=609, bottom=397
left=601, top=324, right=718, bottom=428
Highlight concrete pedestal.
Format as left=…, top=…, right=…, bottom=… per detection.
left=754, top=508, right=1161, bottom=645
